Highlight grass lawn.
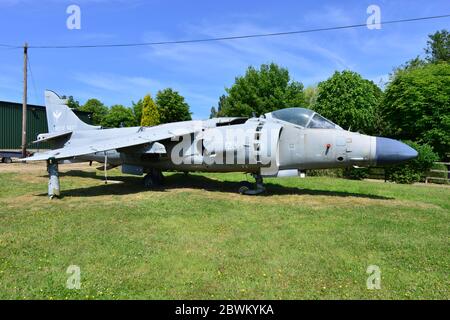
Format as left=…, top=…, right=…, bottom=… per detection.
left=0, top=162, right=448, bottom=300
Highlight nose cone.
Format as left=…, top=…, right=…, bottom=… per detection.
left=376, top=137, right=418, bottom=165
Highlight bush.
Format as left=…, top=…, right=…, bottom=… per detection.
left=386, top=141, right=439, bottom=184
left=307, top=169, right=344, bottom=178
left=387, top=168, right=422, bottom=184
left=343, top=167, right=369, bottom=180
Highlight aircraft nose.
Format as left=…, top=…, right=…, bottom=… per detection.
left=375, top=137, right=418, bottom=165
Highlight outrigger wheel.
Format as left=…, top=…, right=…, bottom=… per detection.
left=238, top=173, right=265, bottom=195
left=143, top=168, right=164, bottom=188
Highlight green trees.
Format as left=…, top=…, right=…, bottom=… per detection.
left=210, top=95, right=226, bottom=118
left=380, top=29, right=450, bottom=162
left=69, top=89, right=191, bottom=128
left=63, top=96, right=81, bottom=110
left=79, top=99, right=109, bottom=126
left=140, top=94, right=160, bottom=127
left=77, top=99, right=141, bottom=128
left=135, top=89, right=192, bottom=126
left=209, top=107, right=218, bottom=119
left=218, top=63, right=305, bottom=117
left=314, top=71, right=383, bottom=135
left=303, top=85, right=319, bottom=108
left=425, top=29, right=449, bottom=63
left=156, top=88, right=192, bottom=123
left=100, top=105, right=135, bottom=128
left=131, top=99, right=143, bottom=126
left=381, top=62, right=450, bottom=157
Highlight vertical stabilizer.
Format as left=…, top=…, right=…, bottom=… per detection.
left=45, top=90, right=100, bottom=133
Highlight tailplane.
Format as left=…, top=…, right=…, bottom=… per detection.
left=45, top=90, right=100, bottom=133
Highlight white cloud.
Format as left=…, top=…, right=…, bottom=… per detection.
left=135, top=19, right=356, bottom=116
left=73, top=72, right=161, bottom=93
left=72, top=71, right=218, bottom=118
left=141, top=20, right=351, bottom=80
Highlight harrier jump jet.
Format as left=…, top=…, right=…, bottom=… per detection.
left=26, top=90, right=418, bottom=197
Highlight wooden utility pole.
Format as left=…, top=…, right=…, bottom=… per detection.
left=21, top=42, right=28, bottom=158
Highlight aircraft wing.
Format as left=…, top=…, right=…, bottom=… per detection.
left=24, top=125, right=197, bottom=162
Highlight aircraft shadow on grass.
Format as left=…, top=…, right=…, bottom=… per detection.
left=38, top=170, right=392, bottom=200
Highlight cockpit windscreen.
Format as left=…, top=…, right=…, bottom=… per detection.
left=270, top=108, right=340, bottom=129
left=271, top=108, right=314, bottom=127
left=307, top=113, right=336, bottom=129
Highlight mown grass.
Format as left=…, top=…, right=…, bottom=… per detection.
left=0, top=163, right=448, bottom=299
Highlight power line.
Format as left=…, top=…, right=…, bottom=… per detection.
left=2, top=13, right=450, bottom=49
left=0, top=44, right=18, bottom=50
left=27, top=55, right=39, bottom=104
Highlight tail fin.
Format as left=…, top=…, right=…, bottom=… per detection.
left=45, top=90, right=100, bottom=133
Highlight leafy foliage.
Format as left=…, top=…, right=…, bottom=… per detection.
left=386, top=141, right=439, bottom=184
left=390, top=56, right=427, bottom=79
left=100, top=105, right=135, bottom=128
left=307, top=169, right=344, bottom=178
left=140, top=94, right=160, bottom=127
left=314, top=71, right=383, bottom=135
left=343, top=167, right=369, bottom=180
left=219, top=63, right=305, bottom=117
left=156, top=88, right=191, bottom=123
left=210, top=95, right=230, bottom=118
left=209, top=107, right=217, bottom=119
left=381, top=63, right=450, bottom=158
left=79, top=99, right=109, bottom=126
left=425, top=29, right=450, bottom=63
left=63, top=96, right=81, bottom=110
left=131, top=99, right=143, bottom=126
left=304, top=85, right=319, bottom=108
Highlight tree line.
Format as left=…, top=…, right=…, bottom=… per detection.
left=66, top=88, right=192, bottom=129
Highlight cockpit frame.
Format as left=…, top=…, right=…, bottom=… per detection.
left=266, top=108, right=342, bottom=130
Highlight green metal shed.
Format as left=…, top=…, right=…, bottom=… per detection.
left=0, top=101, right=93, bottom=150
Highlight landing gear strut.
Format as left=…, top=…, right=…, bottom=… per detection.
left=47, top=157, right=60, bottom=199
left=143, top=168, right=164, bottom=188
left=238, top=173, right=265, bottom=195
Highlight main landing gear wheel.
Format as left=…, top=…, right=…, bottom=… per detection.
left=238, top=174, right=265, bottom=195
left=143, top=169, right=164, bottom=188
left=238, top=181, right=253, bottom=194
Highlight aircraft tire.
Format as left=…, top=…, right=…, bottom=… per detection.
left=150, top=169, right=164, bottom=186
left=238, top=181, right=253, bottom=194
left=143, top=174, right=155, bottom=188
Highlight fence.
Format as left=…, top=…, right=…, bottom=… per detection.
left=425, top=162, right=450, bottom=184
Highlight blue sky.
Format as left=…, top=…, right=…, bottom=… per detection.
left=0, top=0, right=448, bottom=119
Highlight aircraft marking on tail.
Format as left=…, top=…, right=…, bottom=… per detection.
left=53, top=111, right=62, bottom=120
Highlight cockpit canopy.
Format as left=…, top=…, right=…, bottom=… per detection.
left=266, top=108, right=342, bottom=129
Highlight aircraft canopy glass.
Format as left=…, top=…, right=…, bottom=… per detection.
left=269, top=108, right=340, bottom=129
